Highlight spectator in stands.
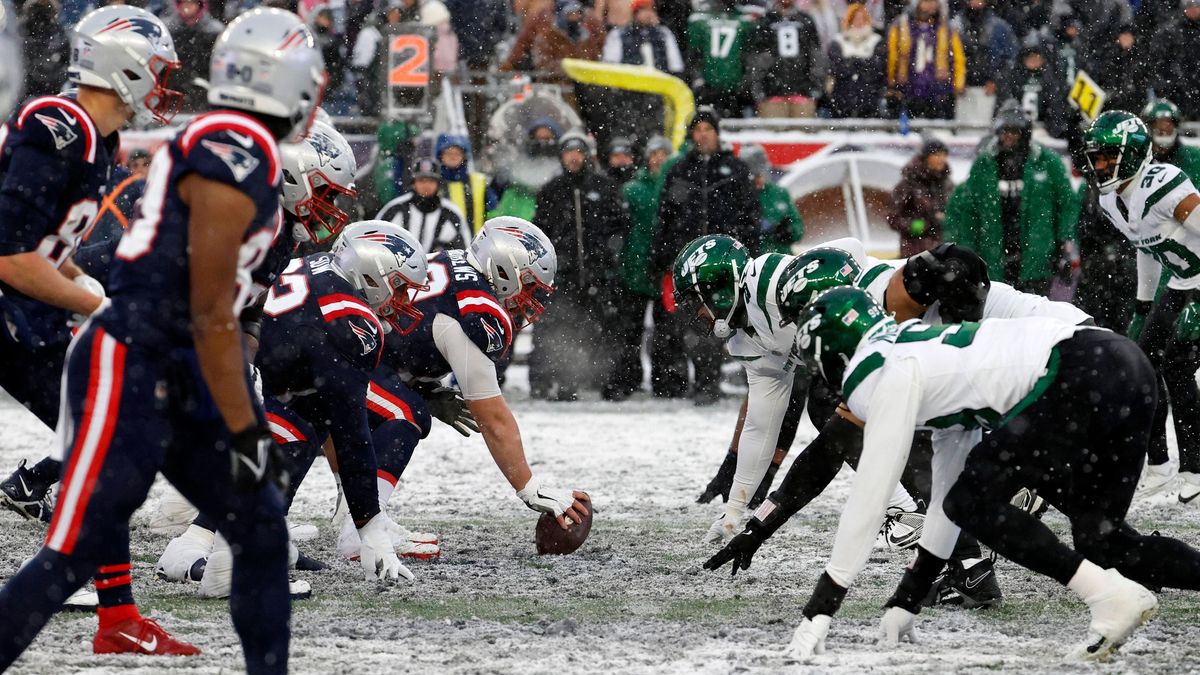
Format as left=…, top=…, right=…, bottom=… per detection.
left=531, top=133, right=630, bottom=401
left=309, top=5, right=345, bottom=96
left=994, top=0, right=1055, bottom=40
left=652, top=107, right=759, bottom=405
left=445, top=0, right=507, bottom=70
left=595, top=0, right=633, bottom=28
left=687, top=0, right=756, bottom=118
left=943, top=103, right=1078, bottom=295
left=740, top=144, right=804, bottom=254
left=1050, top=12, right=1083, bottom=86
left=1070, top=0, right=1132, bottom=69
left=885, top=0, right=965, bottom=119
left=621, top=135, right=673, bottom=396
left=489, top=118, right=564, bottom=222
left=1152, top=0, right=1200, bottom=121
left=1074, top=167, right=1135, bottom=329
left=166, top=0, right=224, bottom=112
left=953, top=0, right=1017, bottom=125
left=75, top=149, right=151, bottom=278
left=602, top=0, right=684, bottom=143
left=749, top=0, right=824, bottom=118
left=1143, top=99, right=1200, bottom=180
left=799, top=0, right=887, bottom=48
left=500, top=1, right=606, bottom=75
left=825, top=2, right=887, bottom=118
left=995, top=36, right=1070, bottom=138
left=605, top=137, right=638, bottom=184
left=887, top=137, right=952, bottom=257
left=436, top=134, right=497, bottom=234
left=352, top=0, right=411, bottom=116
left=18, top=0, right=68, bottom=98
left=376, top=157, right=473, bottom=252
left=1090, top=23, right=1151, bottom=114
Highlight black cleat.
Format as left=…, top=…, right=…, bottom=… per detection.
left=295, top=551, right=328, bottom=571
left=925, top=558, right=1003, bottom=609
left=0, top=460, right=54, bottom=523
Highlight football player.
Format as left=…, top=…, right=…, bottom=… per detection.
left=0, top=5, right=203, bottom=656
left=1083, top=110, right=1200, bottom=503
left=0, top=9, right=325, bottom=674
left=702, top=240, right=1091, bottom=607
left=785, top=287, right=1200, bottom=661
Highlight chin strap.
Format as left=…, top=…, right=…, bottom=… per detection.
left=712, top=260, right=742, bottom=339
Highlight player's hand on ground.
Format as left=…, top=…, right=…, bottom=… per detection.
left=703, top=514, right=738, bottom=545
left=785, top=615, right=831, bottom=658
left=358, top=513, right=414, bottom=583
left=703, top=529, right=764, bottom=576
left=230, top=426, right=289, bottom=493
left=879, top=606, right=918, bottom=645
left=517, top=476, right=589, bottom=529
left=424, top=386, right=478, bottom=436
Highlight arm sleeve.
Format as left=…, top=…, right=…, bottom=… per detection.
left=0, top=143, right=74, bottom=255
left=432, top=313, right=502, bottom=400
left=825, top=359, right=920, bottom=587
left=1136, top=249, right=1164, bottom=303
left=723, top=359, right=796, bottom=522
left=918, top=428, right=977, bottom=559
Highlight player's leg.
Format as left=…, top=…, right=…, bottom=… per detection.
left=1160, top=320, right=1200, bottom=499
left=162, top=422, right=291, bottom=675
left=0, top=342, right=67, bottom=521
left=1136, top=291, right=1185, bottom=492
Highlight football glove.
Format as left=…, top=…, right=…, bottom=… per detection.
left=358, top=513, right=414, bottom=583
left=1127, top=300, right=1153, bottom=342
left=69, top=274, right=107, bottom=327
left=423, top=386, right=479, bottom=436
left=879, top=606, right=918, bottom=645
left=229, top=426, right=288, bottom=494
left=516, top=475, right=576, bottom=518
left=785, top=615, right=830, bottom=658
left=704, top=529, right=764, bottom=576
left=703, top=513, right=738, bottom=545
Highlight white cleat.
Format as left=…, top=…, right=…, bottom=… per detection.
left=63, top=585, right=98, bottom=613
left=1136, top=462, right=1178, bottom=500
left=1071, top=570, right=1158, bottom=661
left=338, top=514, right=440, bottom=560
left=1177, top=472, right=1200, bottom=505
left=288, top=521, right=319, bottom=542
left=148, top=486, right=199, bottom=536
left=157, top=524, right=215, bottom=582
left=198, top=534, right=310, bottom=599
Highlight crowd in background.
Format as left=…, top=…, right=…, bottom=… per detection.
left=26, top=0, right=1200, bottom=403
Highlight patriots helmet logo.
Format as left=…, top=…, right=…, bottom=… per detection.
left=97, top=16, right=168, bottom=46
left=496, top=226, right=550, bottom=260
left=349, top=318, right=379, bottom=356
left=201, top=139, right=260, bottom=183
left=34, top=113, right=79, bottom=150
left=309, top=129, right=341, bottom=168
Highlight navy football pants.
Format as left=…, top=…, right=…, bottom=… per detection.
left=0, top=325, right=291, bottom=675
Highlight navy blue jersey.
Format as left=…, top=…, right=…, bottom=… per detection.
left=104, top=110, right=284, bottom=346
left=381, top=248, right=513, bottom=380
left=256, top=253, right=385, bottom=522
left=0, top=96, right=116, bottom=348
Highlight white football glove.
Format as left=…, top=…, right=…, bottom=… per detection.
left=358, top=513, right=414, bottom=583
left=69, top=274, right=107, bottom=327
left=703, top=513, right=738, bottom=544
left=879, top=606, right=918, bottom=645
left=785, top=615, right=831, bottom=659
left=516, top=475, right=575, bottom=518
left=249, top=364, right=264, bottom=405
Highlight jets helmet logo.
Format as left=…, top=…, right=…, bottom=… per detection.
left=34, top=113, right=78, bottom=150
left=201, top=139, right=260, bottom=182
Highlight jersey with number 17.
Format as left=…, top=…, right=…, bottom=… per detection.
left=104, top=110, right=284, bottom=347
left=1100, top=162, right=1200, bottom=292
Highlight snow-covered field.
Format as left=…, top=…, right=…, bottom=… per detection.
left=3, top=382, right=1200, bottom=674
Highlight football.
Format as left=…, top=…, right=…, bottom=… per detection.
left=534, top=501, right=593, bottom=555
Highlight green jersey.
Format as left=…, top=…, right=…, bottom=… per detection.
left=687, top=11, right=754, bottom=92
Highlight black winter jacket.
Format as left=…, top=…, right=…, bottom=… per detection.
left=534, top=168, right=629, bottom=293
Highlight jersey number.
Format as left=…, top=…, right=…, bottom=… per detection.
left=775, top=25, right=800, bottom=58
left=895, top=322, right=981, bottom=347
left=38, top=199, right=98, bottom=268
left=1141, top=239, right=1200, bottom=279
left=263, top=259, right=310, bottom=316
left=389, top=35, right=430, bottom=87
left=709, top=24, right=737, bottom=58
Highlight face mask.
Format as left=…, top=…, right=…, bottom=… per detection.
left=528, top=140, right=559, bottom=158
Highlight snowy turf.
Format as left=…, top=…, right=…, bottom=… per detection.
left=2, top=383, right=1200, bottom=674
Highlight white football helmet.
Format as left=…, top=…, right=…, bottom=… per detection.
left=468, top=217, right=556, bottom=329
left=69, top=6, right=181, bottom=125
left=332, top=220, right=429, bottom=335
left=0, top=0, right=22, bottom=121
left=281, top=121, right=357, bottom=244
left=207, top=8, right=326, bottom=142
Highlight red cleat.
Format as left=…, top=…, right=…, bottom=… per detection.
left=93, top=617, right=201, bottom=656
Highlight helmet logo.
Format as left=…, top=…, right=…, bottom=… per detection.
left=796, top=314, right=821, bottom=350
left=277, top=27, right=311, bottom=51
left=777, top=273, right=809, bottom=303
left=1116, top=118, right=1142, bottom=135
left=309, top=131, right=340, bottom=167
left=680, top=239, right=718, bottom=279
left=201, top=139, right=260, bottom=182
left=98, top=16, right=165, bottom=44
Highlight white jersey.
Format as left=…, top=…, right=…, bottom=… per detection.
left=726, top=252, right=799, bottom=368
left=1099, top=163, right=1200, bottom=300
left=822, top=316, right=1095, bottom=588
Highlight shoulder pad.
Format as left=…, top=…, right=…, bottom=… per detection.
left=13, top=97, right=99, bottom=163
left=454, top=289, right=513, bottom=359
left=315, top=291, right=385, bottom=369
left=177, top=111, right=281, bottom=188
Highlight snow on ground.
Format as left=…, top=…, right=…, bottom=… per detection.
left=2, top=385, right=1200, bottom=674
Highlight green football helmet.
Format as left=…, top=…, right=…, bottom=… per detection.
left=792, top=286, right=889, bottom=389
left=775, top=247, right=864, bottom=326
left=672, top=234, right=750, bottom=339
left=1142, top=99, right=1182, bottom=148
left=1083, top=110, right=1153, bottom=195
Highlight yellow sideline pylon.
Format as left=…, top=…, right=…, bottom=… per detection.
left=560, top=59, right=695, bottom=150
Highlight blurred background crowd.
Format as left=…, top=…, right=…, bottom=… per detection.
left=26, top=0, right=1200, bottom=403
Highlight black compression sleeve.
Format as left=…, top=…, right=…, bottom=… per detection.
left=803, top=572, right=849, bottom=619
left=884, top=546, right=947, bottom=613
left=765, top=415, right=864, bottom=532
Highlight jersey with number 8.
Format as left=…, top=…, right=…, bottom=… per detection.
left=842, top=316, right=1083, bottom=432
left=1098, top=162, right=1200, bottom=298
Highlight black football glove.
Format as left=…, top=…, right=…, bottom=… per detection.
left=230, top=426, right=289, bottom=493
left=423, top=386, right=479, bottom=437
left=704, top=528, right=765, bottom=576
